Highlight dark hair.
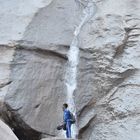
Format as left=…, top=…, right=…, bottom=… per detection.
left=63, top=103, right=68, bottom=108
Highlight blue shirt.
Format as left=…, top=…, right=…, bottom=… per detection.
left=63, top=109, right=71, bottom=122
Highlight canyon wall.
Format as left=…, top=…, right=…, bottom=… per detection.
left=0, top=0, right=140, bottom=140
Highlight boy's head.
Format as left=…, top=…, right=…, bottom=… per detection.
left=63, top=103, right=68, bottom=110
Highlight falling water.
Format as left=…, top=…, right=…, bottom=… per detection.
left=65, top=0, right=97, bottom=138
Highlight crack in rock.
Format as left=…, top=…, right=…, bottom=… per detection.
left=15, top=45, right=68, bottom=60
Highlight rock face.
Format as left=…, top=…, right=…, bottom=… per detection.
left=76, top=1, right=140, bottom=140
left=0, top=0, right=140, bottom=140
left=0, top=119, right=19, bottom=140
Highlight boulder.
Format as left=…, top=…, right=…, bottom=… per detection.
left=0, top=119, right=18, bottom=140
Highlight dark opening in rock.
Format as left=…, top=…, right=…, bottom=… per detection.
left=0, top=103, right=42, bottom=140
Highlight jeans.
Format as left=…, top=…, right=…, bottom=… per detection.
left=66, top=121, right=71, bottom=138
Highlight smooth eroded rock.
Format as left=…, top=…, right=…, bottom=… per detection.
left=0, top=119, right=18, bottom=140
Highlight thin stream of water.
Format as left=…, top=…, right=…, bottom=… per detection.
left=65, top=0, right=97, bottom=138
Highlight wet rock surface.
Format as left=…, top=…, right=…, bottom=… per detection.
left=0, top=0, right=140, bottom=140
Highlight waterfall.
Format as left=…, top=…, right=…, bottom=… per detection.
left=65, top=0, right=97, bottom=138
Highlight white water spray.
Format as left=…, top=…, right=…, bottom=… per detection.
left=65, top=0, right=97, bottom=138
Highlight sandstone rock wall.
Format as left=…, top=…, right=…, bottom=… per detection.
left=76, top=0, right=140, bottom=140
left=0, top=0, right=140, bottom=140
